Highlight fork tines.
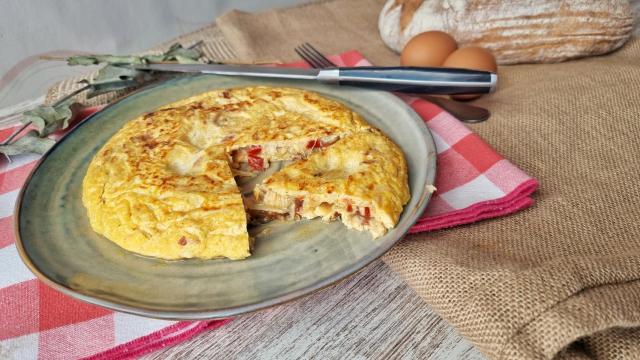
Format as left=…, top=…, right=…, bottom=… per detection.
left=294, top=43, right=336, bottom=69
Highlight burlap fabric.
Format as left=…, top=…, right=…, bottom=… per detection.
left=45, top=1, right=640, bottom=358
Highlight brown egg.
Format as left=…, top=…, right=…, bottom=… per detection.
left=442, top=46, right=498, bottom=100
left=400, top=31, right=458, bottom=67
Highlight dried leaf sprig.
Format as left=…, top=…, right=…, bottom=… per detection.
left=0, top=42, right=206, bottom=160
left=73, top=41, right=208, bottom=99
left=0, top=84, right=88, bottom=157
left=66, top=41, right=205, bottom=66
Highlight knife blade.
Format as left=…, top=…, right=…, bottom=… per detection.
left=134, top=63, right=497, bottom=95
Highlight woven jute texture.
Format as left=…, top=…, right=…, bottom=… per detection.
left=216, top=1, right=640, bottom=359
left=45, top=0, right=640, bottom=358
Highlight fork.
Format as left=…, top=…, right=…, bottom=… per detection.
left=295, top=43, right=490, bottom=123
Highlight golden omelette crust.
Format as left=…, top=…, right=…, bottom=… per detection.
left=254, top=128, right=410, bottom=236
left=160, top=86, right=369, bottom=151
left=82, top=86, right=373, bottom=260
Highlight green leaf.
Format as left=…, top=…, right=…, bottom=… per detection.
left=162, top=43, right=202, bottom=61
left=22, top=99, right=74, bottom=136
left=141, top=42, right=203, bottom=64
left=67, top=42, right=204, bottom=67
left=66, top=56, right=102, bottom=66
left=52, top=99, right=75, bottom=132
left=172, top=55, right=201, bottom=64
left=83, top=79, right=139, bottom=99
left=93, top=64, right=138, bottom=82
left=140, top=54, right=165, bottom=63
left=21, top=109, right=48, bottom=132
left=67, top=55, right=144, bottom=66
left=83, top=65, right=156, bottom=98
left=0, top=131, right=55, bottom=156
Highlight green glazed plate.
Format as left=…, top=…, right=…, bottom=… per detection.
left=15, top=75, right=436, bottom=319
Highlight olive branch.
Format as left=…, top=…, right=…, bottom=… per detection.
left=0, top=41, right=207, bottom=161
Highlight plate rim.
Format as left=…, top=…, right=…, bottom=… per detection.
left=14, top=75, right=437, bottom=320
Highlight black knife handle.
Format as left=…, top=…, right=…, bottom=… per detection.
left=319, top=66, right=496, bottom=95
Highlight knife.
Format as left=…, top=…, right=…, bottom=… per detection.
left=133, top=63, right=497, bottom=95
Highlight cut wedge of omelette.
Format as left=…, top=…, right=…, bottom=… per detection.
left=82, top=86, right=410, bottom=260
left=252, top=129, right=410, bottom=238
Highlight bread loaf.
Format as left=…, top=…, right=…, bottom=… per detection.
left=379, top=0, right=634, bottom=64
left=632, top=0, right=640, bottom=36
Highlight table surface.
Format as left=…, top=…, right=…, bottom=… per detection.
left=142, top=260, right=484, bottom=360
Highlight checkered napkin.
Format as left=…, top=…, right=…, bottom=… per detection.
left=0, top=51, right=537, bottom=359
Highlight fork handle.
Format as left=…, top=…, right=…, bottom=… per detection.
left=318, top=66, right=497, bottom=95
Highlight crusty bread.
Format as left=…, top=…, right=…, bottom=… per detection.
left=379, top=0, right=634, bottom=64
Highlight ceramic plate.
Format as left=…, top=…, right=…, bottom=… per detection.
left=15, top=75, right=436, bottom=319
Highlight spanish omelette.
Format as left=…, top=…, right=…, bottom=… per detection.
left=82, top=86, right=409, bottom=260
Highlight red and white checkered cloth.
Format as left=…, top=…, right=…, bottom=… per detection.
left=0, top=51, right=537, bottom=359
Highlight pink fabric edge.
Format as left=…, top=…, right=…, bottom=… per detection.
left=82, top=319, right=231, bottom=360
left=409, top=179, right=539, bottom=233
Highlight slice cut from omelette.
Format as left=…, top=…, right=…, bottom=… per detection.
left=251, top=129, right=410, bottom=238
left=167, top=86, right=370, bottom=174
